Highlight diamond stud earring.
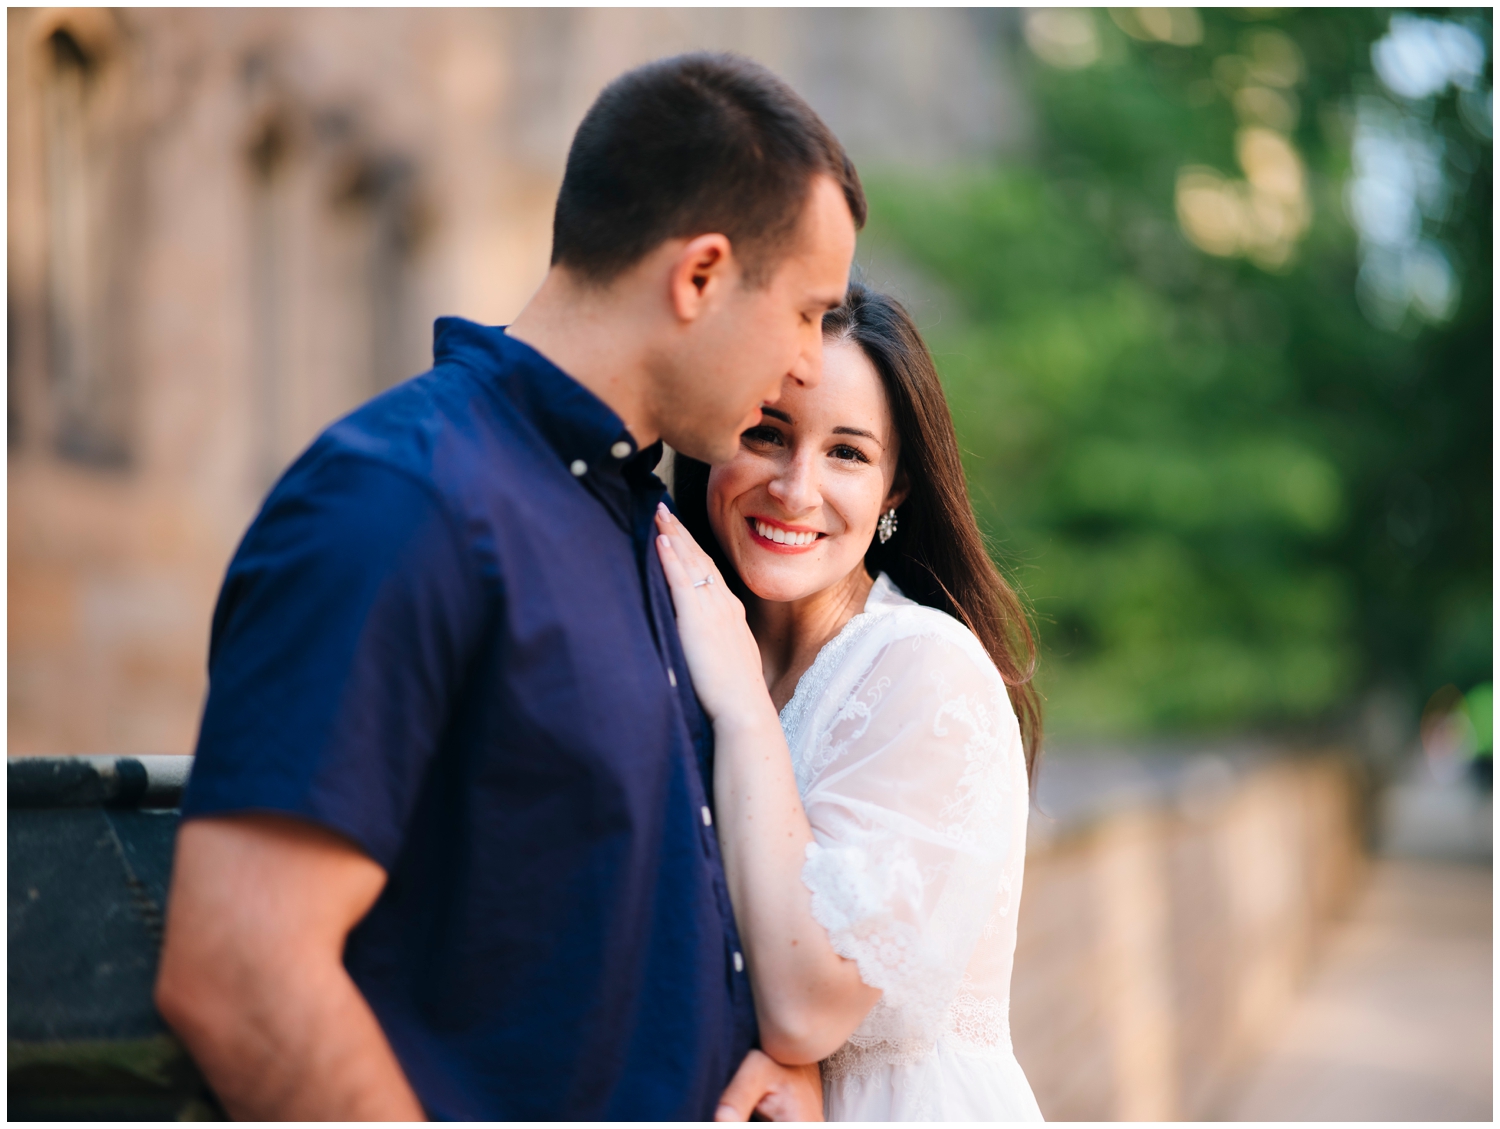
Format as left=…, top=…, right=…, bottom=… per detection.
left=877, top=507, right=898, bottom=544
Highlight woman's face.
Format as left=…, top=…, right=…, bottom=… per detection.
left=707, top=337, right=905, bottom=605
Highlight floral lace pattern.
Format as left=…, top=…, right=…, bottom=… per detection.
left=782, top=574, right=1034, bottom=1098
left=946, top=975, right=1015, bottom=1055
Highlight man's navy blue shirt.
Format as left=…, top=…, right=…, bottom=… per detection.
left=182, top=318, right=758, bottom=1119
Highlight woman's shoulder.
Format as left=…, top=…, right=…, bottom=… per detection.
left=784, top=574, right=1010, bottom=751
left=816, top=576, right=1025, bottom=787
left=862, top=574, right=997, bottom=675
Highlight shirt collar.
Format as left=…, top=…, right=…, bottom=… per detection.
left=432, top=316, right=644, bottom=480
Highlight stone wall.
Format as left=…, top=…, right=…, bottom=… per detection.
left=1012, top=754, right=1366, bottom=1120
left=6, top=748, right=1368, bottom=1117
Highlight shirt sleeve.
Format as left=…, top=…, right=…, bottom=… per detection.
left=182, top=449, right=486, bottom=869
left=798, top=623, right=1027, bottom=1040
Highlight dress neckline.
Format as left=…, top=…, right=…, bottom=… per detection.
left=776, top=572, right=909, bottom=741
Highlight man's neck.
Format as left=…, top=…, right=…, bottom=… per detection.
left=506, top=268, right=660, bottom=448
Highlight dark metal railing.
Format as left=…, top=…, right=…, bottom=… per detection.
left=8, top=755, right=222, bottom=1120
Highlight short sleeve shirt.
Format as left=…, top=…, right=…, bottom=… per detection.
left=181, top=319, right=758, bottom=1120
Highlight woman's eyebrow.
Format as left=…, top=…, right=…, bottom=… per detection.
left=833, top=425, right=883, bottom=446
left=760, top=406, right=883, bottom=447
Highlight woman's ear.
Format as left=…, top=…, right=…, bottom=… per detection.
left=883, top=468, right=910, bottom=513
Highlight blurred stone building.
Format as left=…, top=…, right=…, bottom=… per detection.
left=8, top=7, right=1025, bottom=757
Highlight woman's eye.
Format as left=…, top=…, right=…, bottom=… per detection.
left=830, top=444, right=870, bottom=463
left=742, top=425, right=783, bottom=447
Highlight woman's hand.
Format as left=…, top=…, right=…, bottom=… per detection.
left=654, top=504, right=775, bottom=729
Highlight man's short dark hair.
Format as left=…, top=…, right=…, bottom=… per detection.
left=551, top=52, right=866, bottom=287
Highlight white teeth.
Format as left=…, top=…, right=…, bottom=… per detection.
left=756, top=520, right=816, bottom=546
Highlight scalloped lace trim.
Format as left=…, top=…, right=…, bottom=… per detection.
left=802, top=839, right=946, bottom=1024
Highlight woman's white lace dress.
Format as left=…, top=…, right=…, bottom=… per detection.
left=782, top=573, right=1043, bottom=1121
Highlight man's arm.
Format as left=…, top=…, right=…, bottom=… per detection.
left=155, top=814, right=425, bottom=1120
left=716, top=1050, right=824, bottom=1121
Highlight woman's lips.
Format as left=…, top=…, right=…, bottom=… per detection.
left=746, top=516, right=822, bottom=553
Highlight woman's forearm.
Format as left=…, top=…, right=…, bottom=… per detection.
left=649, top=509, right=880, bottom=1059
left=712, top=708, right=881, bottom=1064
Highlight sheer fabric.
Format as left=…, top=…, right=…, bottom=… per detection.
left=784, top=574, right=1043, bottom=1121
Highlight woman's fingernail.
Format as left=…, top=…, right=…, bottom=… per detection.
left=714, top=1106, right=736, bottom=1122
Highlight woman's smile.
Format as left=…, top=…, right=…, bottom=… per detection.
left=747, top=515, right=825, bottom=552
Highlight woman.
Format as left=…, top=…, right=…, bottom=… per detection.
left=655, top=284, right=1044, bottom=1121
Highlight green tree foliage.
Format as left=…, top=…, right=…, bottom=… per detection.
left=861, top=8, right=1491, bottom=737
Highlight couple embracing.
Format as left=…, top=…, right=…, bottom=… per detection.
left=156, top=52, right=1044, bottom=1122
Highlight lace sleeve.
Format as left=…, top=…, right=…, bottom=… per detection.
left=798, top=619, right=1026, bottom=1041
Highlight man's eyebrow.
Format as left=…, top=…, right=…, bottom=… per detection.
left=760, top=406, right=792, bottom=423
left=833, top=425, right=883, bottom=446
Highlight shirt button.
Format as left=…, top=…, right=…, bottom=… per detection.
left=569, top=459, right=587, bottom=477
left=733, top=951, right=745, bottom=973
left=701, top=805, right=713, bottom=827
left=610, top=440, right=632, bottom=460
left=667, top=668, right=677, bottom=687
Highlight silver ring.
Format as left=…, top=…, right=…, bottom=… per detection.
left=693, top=576, right=714, bottom=588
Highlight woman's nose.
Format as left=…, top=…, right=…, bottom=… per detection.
left=767, top=451, right=819, bottom=513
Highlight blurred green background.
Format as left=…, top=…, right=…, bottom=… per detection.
left=859, top=8, right=1491, bottom=742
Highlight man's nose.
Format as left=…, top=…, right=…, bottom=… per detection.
left=787, top=327, right=825, bottom=391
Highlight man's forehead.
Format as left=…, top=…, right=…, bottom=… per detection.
left=790, top=176, right=857, bottom=254
left=752, top=176, right=854, bottom=297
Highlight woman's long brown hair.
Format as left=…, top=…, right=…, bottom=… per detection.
left=672, top=282, right=1042, bottom=782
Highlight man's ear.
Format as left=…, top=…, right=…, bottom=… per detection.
left=668, top=233, right=736, bottom=323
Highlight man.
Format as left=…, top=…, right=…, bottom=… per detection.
left=154, top=52, right=864, bottom=1120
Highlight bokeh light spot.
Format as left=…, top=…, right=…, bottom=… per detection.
left=1024, top=9, right=1102, bottom=70
left=1110, top=7, right=1204, bottom=47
